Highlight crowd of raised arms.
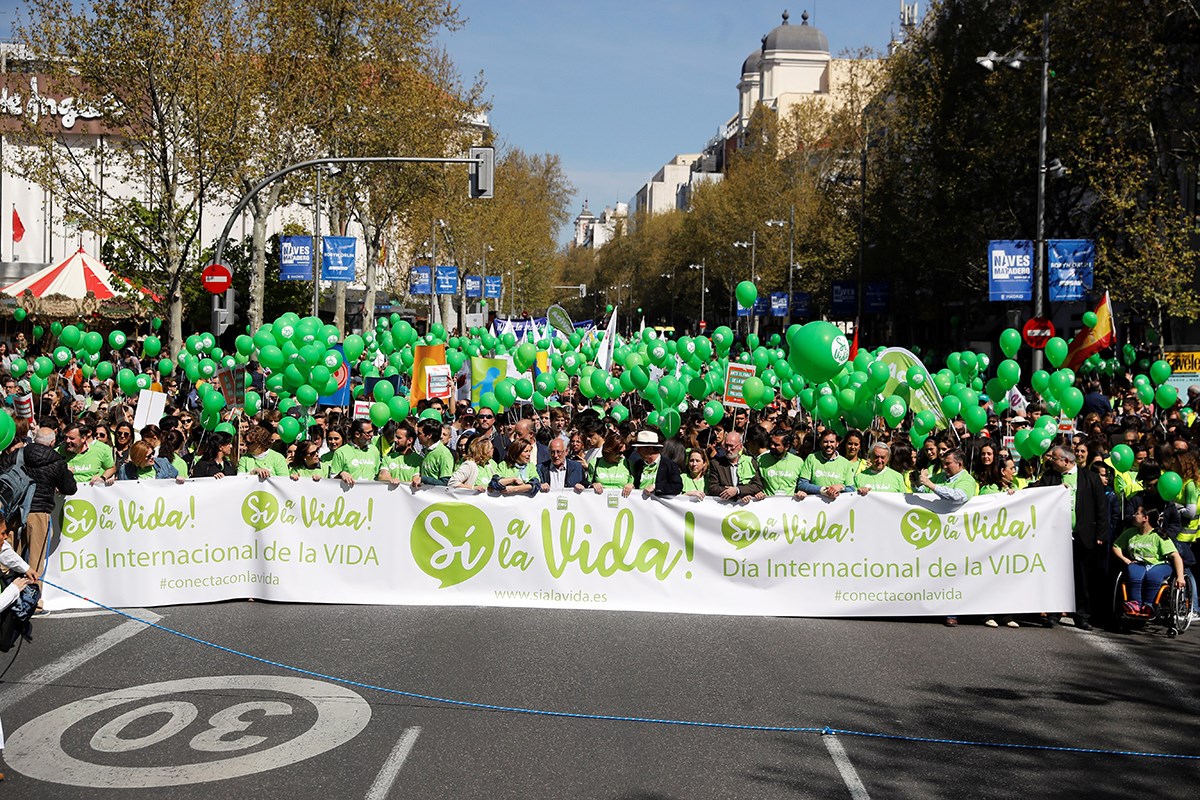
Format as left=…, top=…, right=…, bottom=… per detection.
left=0, top=338, right=1195, bottom=630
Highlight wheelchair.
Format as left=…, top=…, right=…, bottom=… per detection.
left=1111, top=568, right=1195, bottom=638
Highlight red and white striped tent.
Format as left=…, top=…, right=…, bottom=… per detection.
left=2, top=247, right=160, bottom=302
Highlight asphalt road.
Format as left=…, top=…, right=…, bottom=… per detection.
left=0, top=603, right=1196, bottom=799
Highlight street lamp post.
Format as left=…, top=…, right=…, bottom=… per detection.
left=766, top=211, right=791, bottom=329
left=733, top=232, right=756, bottom=335
left=979, top=11, right=1051, bottom=371
left=688, top=261, right=705, bottom=333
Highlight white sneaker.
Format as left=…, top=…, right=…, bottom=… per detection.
left=1189, top=611, right=1200, bottom=622
left=984, top=618, right=999, bottom=628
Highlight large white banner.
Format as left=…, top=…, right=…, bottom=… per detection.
left=44, top=478, right=1075, bottom=617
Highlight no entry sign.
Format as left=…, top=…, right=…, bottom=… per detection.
left=202, top=263, right=232, bottom=294
left=1022, top=317, right=1055, bottom=349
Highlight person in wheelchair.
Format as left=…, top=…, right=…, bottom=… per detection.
left=1112, top=507, right=1187, bottom=616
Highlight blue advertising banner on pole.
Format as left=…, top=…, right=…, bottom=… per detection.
left=988, top=240, right=1034, bottom=301
left=1047, top=239, right=1095, bottom=302
left=280, top=236, right=313, bottom=281
left=831, top=281, right=857, bottom=317
left=791, top=292, right=811, bottom=318
left=434, top=266, right=459, bottom=295
left=465, top=275, right=483, bottom=298
left=770, top=292, right=788, bottom=317
left=865, top=282, right=890, bottom=313
left=736, top=305, right=751, bottom=317
left=410, top=266, right=432, bottom=295
left=752, top=296, right=769, bottom=316
left=320, top=237, right=356, bottom=282
left=484, top=276, right=503, bottom=299
left=317, top=344, right=351, bottom=407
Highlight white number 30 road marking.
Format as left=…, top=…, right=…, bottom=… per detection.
left=6, top=675, right=371, bottom=788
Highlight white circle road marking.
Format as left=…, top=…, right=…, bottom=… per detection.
left=5, top=675, right=371, bottom=788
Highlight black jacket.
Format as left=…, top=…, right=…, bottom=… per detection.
left=1, top=442, right=78, bottom=514
left=631, top=455, right=683, bottom=497
left=1034, top=467, right=1109, bottom=549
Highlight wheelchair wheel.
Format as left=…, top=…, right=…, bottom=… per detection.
left=1171, top=582, right=1194, bottom=636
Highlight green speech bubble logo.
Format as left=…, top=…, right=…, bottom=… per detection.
left=410, top=502, right=494, bottom=588
left=241, top=491, right=280, bottom=532
left=900, top=508, right=942, bottom=550
left=62, top=499, right=98, bottom=542
left=721, top=510, right=762, bottom=550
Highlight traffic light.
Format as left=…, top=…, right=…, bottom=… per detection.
left=469, top=146, right=494, bottom=199
left=211, top=288, right=239, bottom=336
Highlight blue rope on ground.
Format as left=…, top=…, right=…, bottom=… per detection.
left=39, top=578, right=1200, bottom=761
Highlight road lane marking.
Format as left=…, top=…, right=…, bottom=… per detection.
left=0, top=608, right=162, bottom=715
left=1071, top=629, right=1200, bottom=714
left=824, top=733, right=871, bottom=800
left=366, top=726, right=422, bottom=800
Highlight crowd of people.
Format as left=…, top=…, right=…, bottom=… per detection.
left=0, top=339, right=1196, bottom=634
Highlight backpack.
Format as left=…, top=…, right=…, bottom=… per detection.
left=0, top=448, right=37, bottom=531
left=0, top=575, right=39, bottom=652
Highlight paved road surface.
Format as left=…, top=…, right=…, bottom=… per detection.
left=0, top=604, right=1196, bottom=798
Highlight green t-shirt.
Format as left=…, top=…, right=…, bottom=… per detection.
left=800, top=453, right=857, bottom=488
left=420, top=442, right=454, bottom=481
left=474, top=459, right=499, bottom=487
left=589, top=458, right=632, bottom=489
left=65, top=445, right=115, bottom=482
left=1114, top=528, right=1178, bottom=566
left=496, top=459, right=537, bottom=482
left=239, top=449, right=290, bottom=477
left=855, top=466, right=907, bottom=493
left=291, top=464, right=327, bottom=479
left=636, top=460, right=660, bottom=490
left=170, top=454, right=189, bottom=479
left=980, top=477, right=1028, bottom=494
left=758, top=452, right=804, bottom=496
left=682, top=474, right=705, bottom=493
left=934, top=468, right=979, bottom=498
left=327, top=444, right=381, bottom=481
left=381, top=451, right=423, bottom=482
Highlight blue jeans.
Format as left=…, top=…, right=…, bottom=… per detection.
left=1125, top=562, right=1173, bottom=605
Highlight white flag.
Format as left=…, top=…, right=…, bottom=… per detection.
left=1008, top=387, right=1029, bottom=413
left=596, top=307, right=618, bottom=373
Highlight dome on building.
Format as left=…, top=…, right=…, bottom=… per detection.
left=762, top=10, right=829, bottom=53
left=741, top=48, right=762, bottom=76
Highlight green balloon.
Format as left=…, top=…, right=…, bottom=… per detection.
left=703, top=400, right=724, bottom=425
left=1149, top=360, right=1172, bottom=386
left=1159, top=471, right=1183, bottom=502
left=143, top=335, right=162, bottom=358
left=278, top=416, right=302, bottom=443
left=735, top=280, right=758, bottom=309
left=109, top=330, right=127, bottom=350
left=1111, top=444, right=1135, bottom=473
left=388, top=396, right=410, bottom=422
left=202, top=390, right=226, bottom=413
left=1082, top=311, right=1098, bottom=328
left=369, top=402, right=390, bottom=428
left=787, top=321, right=850, bottom=384
left=373, top=380, right=395, bottom=402
left=296, top=385, right=319, bottom=407
left=244, top=391, right=261, bottom=416
left=9, top=357, right=26, bottom=378
left=996, top=359, right=1021, bottom=390
left=1155, top=384, right=1178, bottom=409
left=59, top=324, right=81, bottom=348
left=12, top=308, right=26, bottom=322
left=0, top=412, right=14, bottom=450
left=1044, top=337, right=1068, bottom=368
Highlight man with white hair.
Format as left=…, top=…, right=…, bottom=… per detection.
left=856, top=442, right=906, bottom=494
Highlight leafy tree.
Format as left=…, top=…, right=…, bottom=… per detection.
left=15, top=0, right=258, bottom=354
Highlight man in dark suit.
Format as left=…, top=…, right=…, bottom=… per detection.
left=629, top=430, right=682, bottom=497
left=1035, top=445, right=1109, bottom=630
left=705, top=431, right=764, bottom=503
left=538, top=437, right=585, bottom=492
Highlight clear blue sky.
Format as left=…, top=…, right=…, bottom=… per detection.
left=0, top=1, right=912, bottom=242
left=442, top=1, right=909, bottom=242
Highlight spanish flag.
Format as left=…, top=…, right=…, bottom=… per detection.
left=1063, top=292, right=1115, bottom=370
